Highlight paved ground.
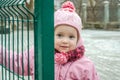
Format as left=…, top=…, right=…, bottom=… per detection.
left=0, top=29, right=120, bottom=80
left=82, top=29, right=120, bottom=80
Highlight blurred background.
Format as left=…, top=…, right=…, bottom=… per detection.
left=55, top=0, right=120, bottom=30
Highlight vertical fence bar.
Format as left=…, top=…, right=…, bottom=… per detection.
left=34, top=0, right=54, bottom=80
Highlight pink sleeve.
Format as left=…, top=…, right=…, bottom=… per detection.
left=0, top=46, right=34, bottom=76
left=83, top=63, right=100, bottom=80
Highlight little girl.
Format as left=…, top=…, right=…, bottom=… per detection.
left=0, top=1, right=99, bottom=80
left=54, top=1, right=99, bottom=80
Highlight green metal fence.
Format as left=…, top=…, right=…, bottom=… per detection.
left=34, top=0, right=54, bottom=80
left=0, top=0, right=54, bottom=80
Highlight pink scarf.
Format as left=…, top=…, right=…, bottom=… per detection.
left=55, top=45, right=85, bottom=64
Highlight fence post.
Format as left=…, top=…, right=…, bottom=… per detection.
left=103, top=1, right=109, bottom=29
left=34, top=0, right=54, bottom=80
left=118, top=3, right=120, bottom=22
left=82, top=3, right=87, bottom=27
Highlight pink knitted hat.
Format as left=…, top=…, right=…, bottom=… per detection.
left=54, top=1, right=83, bottom=47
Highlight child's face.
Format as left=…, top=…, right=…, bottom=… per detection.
left=55, top=25, right=78, bottom=53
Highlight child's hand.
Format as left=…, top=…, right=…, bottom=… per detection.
left=55, top=52, right=68, bottom=64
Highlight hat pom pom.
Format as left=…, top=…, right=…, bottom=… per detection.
left=61, top=1, right=75, bottom=12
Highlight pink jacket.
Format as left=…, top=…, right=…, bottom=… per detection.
left=0, top=46, right=99, bottom=80
left=55, top=56, right=99, bottom=80
left=0, top=46, right=34, bottom=80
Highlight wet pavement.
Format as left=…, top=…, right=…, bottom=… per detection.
left=0, top=29, right=120, bottom=80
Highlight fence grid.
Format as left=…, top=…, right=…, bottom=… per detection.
left=0, top=0, right=54, bottom=80
left=0, top=0, right=34, bottom=80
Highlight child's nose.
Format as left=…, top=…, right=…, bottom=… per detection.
left=62, top=38, right=68, bottom=43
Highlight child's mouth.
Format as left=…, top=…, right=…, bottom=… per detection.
left=60, top=46, right=69, bottom=49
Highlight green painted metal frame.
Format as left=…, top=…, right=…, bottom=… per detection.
left=34, top=0, right=54, bottom=80
left=0, top=0, right=54, bottom=79
left=0, top=0, right=35, bottom=80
